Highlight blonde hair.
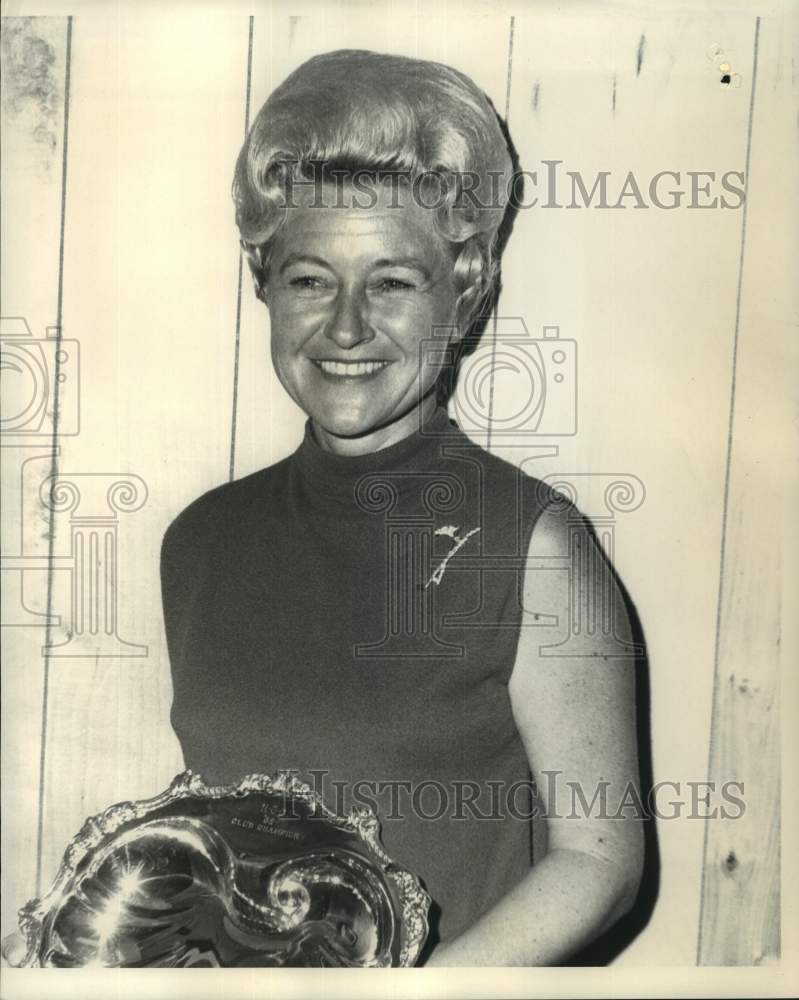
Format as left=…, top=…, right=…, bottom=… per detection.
left=232, top=49, right=515, bottom=400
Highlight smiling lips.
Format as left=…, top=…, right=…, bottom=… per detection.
left=312, top=359, right=392, bottom=378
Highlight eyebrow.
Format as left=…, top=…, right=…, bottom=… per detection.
left=278, top=253, right=432, bottom=279
left=278, top=254, right=333, bottom=274
left=372, top=258, right=432, bottom=278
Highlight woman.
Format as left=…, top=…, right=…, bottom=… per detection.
left=160, top=49, right=644, bottom=966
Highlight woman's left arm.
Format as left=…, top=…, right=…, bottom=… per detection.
left=427, top=502, right=645, bottom=966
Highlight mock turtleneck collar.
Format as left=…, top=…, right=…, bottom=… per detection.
left=293, top=405, right=457, bottom=506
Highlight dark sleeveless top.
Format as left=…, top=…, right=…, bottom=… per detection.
left=161, top=406, right=551, bottom=952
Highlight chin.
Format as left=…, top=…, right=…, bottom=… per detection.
left=309, top=404, right=385, bottom=441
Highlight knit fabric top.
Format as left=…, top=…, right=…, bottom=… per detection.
left=161, top=405, right=552, bottom=951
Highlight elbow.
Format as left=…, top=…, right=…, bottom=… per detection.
left=615, top=869, right=642, bottom=919
left=612, top=823, right=645, bottom=918
left=584, top=822, right=645, bottom=921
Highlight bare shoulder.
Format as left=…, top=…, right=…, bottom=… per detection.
left=507, top=489, right=644, bottom=875
left=508, top=486, right=639, bottom=783
left=508, top=494, right=637, bottom=704
left=515, top=492, right=629, bottom=631
left=527, top=488, right=593, bottom=553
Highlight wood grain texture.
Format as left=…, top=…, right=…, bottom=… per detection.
left=25, top=11, right=252, bottom=904
left=497, top=8, right=756, bottom=965
left=0, top=14, right=71, bottom=936
left=697, top=10, right=791, bottom=965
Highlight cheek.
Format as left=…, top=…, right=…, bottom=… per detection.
left=268, top=314, right=301, bottom=383
left=371, top=290, right=457, bottom=337
left=425, top=279, right=460, bottom=328
left=267, top=300, right=321, bottom=357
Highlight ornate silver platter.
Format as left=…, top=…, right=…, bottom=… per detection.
left=16, top=771, right=430, bottom=968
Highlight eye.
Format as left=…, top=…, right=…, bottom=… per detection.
left=373, top=278, right=416, bottom=293
left=288, top=275, right=326, bottom=290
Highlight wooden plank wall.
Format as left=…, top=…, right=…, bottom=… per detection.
left=0, top=0, right=790, bottom=966
left=696, top=8, right=791, bottom=966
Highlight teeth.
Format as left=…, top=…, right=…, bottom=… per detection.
left=316, top=360, right=389, bottom=376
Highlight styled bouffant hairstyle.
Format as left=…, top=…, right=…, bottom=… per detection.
left=232, top=49, right=515, bottom=403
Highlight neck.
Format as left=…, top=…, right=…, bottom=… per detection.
left=310, top=393, right=440, bottom=457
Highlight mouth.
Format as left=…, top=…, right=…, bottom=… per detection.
left=311, top=359, right=393, bottom=379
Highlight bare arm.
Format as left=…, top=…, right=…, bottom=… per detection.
left=427, top=501, right=644, bottom=966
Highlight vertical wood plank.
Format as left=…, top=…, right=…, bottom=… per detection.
left=697, top=11, right=790, bottom=964
left=228, top=14, right=255, bottom=483
left=0, top=14, right=70, bottom=935
left=497, top=8, right=756, bottom=964
left=30, top=12, right=252, bottom=901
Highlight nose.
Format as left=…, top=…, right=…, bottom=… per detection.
left=323, top=287, right=374, bottom=350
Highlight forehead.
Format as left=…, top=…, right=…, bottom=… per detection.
left=272, top=179, right=447, bottom=260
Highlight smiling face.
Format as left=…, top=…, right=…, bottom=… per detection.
left=264, top=179, right=462, bottom=455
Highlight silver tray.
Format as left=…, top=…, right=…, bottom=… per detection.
left=16, top=771, right=430, bottom=967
